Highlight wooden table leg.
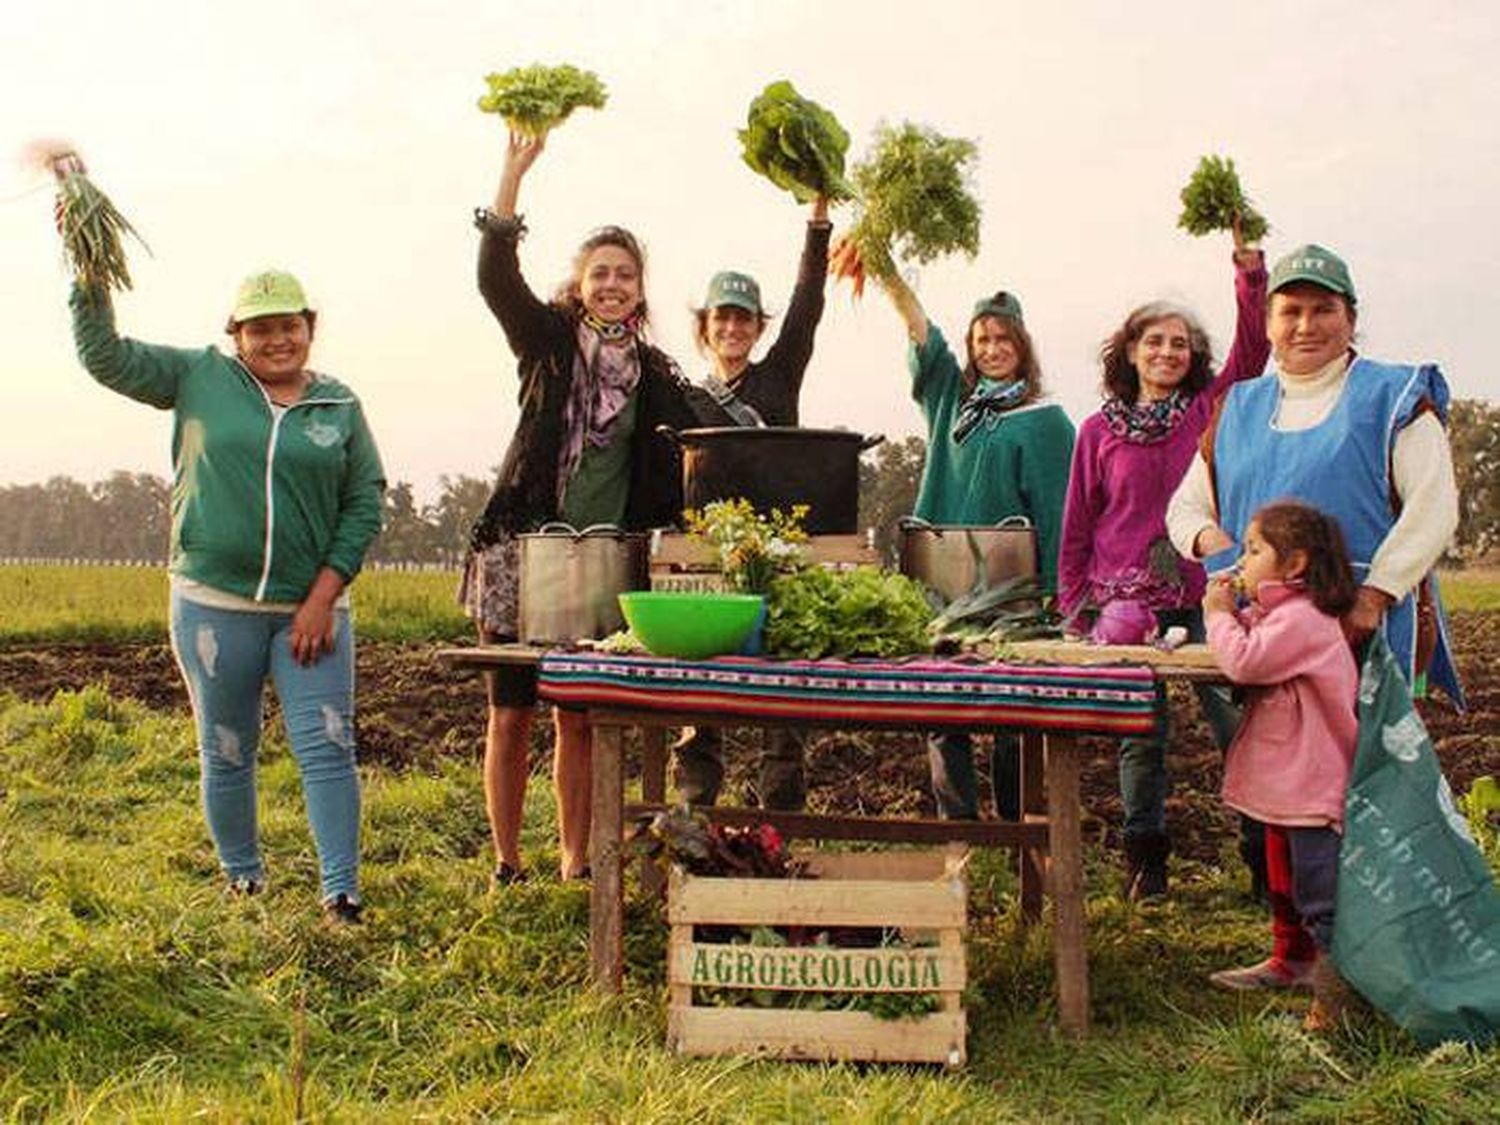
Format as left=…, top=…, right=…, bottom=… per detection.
left=1045, top=732, right=1090, bottom=1037
left=589, top=718, right=625, bottom=993
left=639, top=726, right=667, bottom=898
left=1019, top=730, right=1045, bottom=923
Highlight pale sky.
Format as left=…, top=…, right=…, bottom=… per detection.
left=3, top=0, right=1495, bottom=503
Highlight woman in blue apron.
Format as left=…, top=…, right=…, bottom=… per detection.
left=1168, top=243, right=1464, bottom=707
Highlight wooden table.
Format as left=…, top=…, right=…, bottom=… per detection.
left=440, top=640, right=1224, bottom=1038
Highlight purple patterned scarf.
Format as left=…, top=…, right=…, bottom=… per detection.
left=1100, top=389, right=1190, bottom=444
left=557, top=317, right=644, bottom=499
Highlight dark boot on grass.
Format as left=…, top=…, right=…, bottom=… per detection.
left=1122, top=830, right=1170, bottom=900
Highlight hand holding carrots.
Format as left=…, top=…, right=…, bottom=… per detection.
left=827, top=233, right=867, bottom=299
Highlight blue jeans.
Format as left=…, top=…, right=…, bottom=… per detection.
left=170, top=594, right=361, bottom=902
left=928, top=731, right=1021, bottom=820
left=1119, top=608, right=1241, bottom=837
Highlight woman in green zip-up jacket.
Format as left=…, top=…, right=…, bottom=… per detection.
left=68, top=261, right=385, bottom=924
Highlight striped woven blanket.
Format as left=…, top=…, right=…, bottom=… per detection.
left=539, top=652, right=1157, bottom=734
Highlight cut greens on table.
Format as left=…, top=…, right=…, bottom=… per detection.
left=764, top=565, right=933, bottom=660
left=476, top=63, right=608, bottom=136
left=831, top=122, right=981, bottom=297
left=1177, top=154, right=1269, bottom=244
left=737, top=80, right=856, bottom=204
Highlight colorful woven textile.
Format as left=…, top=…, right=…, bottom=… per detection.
left=539, top=652, right=1157, bottom=734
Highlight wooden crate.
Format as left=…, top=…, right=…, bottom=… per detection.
left=666, top=847, right=968, bottom=1066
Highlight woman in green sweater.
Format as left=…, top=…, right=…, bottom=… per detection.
left=57, top=149, right=385, bottom=921
left=877, top=273, right=1075, bottom=820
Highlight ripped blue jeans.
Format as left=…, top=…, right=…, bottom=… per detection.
left=170, top=593, right=361, bottom=902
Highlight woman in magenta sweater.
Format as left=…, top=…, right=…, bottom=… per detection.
left=1058, top=240, right=1268, bottom=897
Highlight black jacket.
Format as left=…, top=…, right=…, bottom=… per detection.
left=470, top=217, right=699, bottom=547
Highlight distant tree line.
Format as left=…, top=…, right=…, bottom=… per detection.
left=5, top=400, right=1497, bottom=564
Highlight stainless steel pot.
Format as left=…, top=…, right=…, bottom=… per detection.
left=897, top=516, right=1038, bottom=603
left=657, top=426, right=884, bottom=534
left=518, top=523, right=649, bottom=644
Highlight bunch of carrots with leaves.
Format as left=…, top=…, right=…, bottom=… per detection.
left=827, top=121, right=981, bottom=299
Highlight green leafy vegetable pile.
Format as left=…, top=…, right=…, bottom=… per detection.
left=846, top=122, right=981, bottom=281
left=1177, top=154, right=1269, bottom=243
left=738, top=80, right=856, bottom=204
left=764, top=565, right=933, bottom=659
left=476, top=63, right=608, bottom=136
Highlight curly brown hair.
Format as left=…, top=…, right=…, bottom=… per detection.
left=1252, top=501, right=1359, bottom=617
left=1098, top=302, right=1213, bottom=405
left=962, top=298, right=1043, bottom=403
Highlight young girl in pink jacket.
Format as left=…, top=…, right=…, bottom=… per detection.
left=1203, top=501, right=1361, bottom=1028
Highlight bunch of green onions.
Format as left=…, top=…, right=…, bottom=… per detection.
left=50, top=152, right=149, bottom=292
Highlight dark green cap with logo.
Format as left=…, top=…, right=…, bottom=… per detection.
left=701, top=270, right=763, bottom=314
left=970, top=290, right=1024, bottom=326
left=1268, top=244, right=1357, bottom=305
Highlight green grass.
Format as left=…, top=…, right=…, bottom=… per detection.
left=0, top=565, right=471, bottom=644
left=4, top=687, right=1498, bottom=1120
left=1438, top=568, right=1500, bottom=613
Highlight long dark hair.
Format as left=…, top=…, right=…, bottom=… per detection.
left=1253, top=501, right=1359, bottom=617
left=1098, top=302, right=1213, bottom=405
left=962, top=296, right=1043, bottom=402
left=553, top=225, right=650, bottom=323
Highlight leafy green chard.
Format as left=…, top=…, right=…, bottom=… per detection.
left=764, top=565, right=933, bottom=659
left=738, top=80, right=856, bottom=204
left=847, top=122, right=981, bottom=280
left=476, top=64, right=608, bottom=136
left=1177, top=155, right=1270, bottom=243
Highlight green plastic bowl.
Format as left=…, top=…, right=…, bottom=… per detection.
left=617, top=591, right=765, bottom=659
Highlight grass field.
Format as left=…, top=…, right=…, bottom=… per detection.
left=0, top=564, right=1495, bottom=646
left=0, top=565, right=471, bottom=644
left=2, top=564, right=1498, bottom=1119
left=3, top=687, right=1498, bottom=1121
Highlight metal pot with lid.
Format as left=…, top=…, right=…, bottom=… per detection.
left=897, top=515, right=1038, bottom=603
left=518, top=523, right=649, bottom=644
left=657, top=425, right=884, bottom=535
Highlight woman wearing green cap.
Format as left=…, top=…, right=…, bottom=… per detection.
left=463, top=130, right=698, bottom=884
left=875, top=272, right=1075, bottom=822
left=58, top=160, right=385, bottom=922
left=672, top=196, right=833, bottom=813
left=1168, top=242, right=1463, bottom=992
left=1058, top=240, right=1269, bottom=900
left=1169, top=243, right=1463, bottom=703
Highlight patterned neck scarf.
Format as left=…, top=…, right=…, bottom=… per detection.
left=557, top=318, right=644, bottom=499
left=1100, top=389, right=1191, bottom=444
left=952, top=378, right=1029, bottom=445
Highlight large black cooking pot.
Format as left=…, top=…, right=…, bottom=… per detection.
left=658, top=426, right=884, bottom=534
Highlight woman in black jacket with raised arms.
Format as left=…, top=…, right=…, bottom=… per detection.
left=462, top=130, right=696, bottom=884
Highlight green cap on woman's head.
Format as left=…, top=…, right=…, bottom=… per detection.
left=229, top=269, right=310, bottom=326
left=1268, top=245, right=1357, bottom=304
left=701, top=270, right=763, bottom=314
left=971, top=291, right=1024, bottom=326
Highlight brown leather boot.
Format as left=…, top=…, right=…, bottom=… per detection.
left=1304, top=957, right=1356, bottom=1032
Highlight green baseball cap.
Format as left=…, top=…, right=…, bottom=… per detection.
left=228, top=269, right=311, bottom=326
left=1268, top=244, right=1357, bottom=305
left=701, top=270, right=763, bottom=314
left=970, top=290, right=1024, bottom=326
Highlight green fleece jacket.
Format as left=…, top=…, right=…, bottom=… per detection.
left=908, top=325, right=1075, bottom=591
left=71, top=286, right=385, bottom=603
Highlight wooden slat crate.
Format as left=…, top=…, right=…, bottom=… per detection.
left=666, top=847, right=968, bottom=1066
